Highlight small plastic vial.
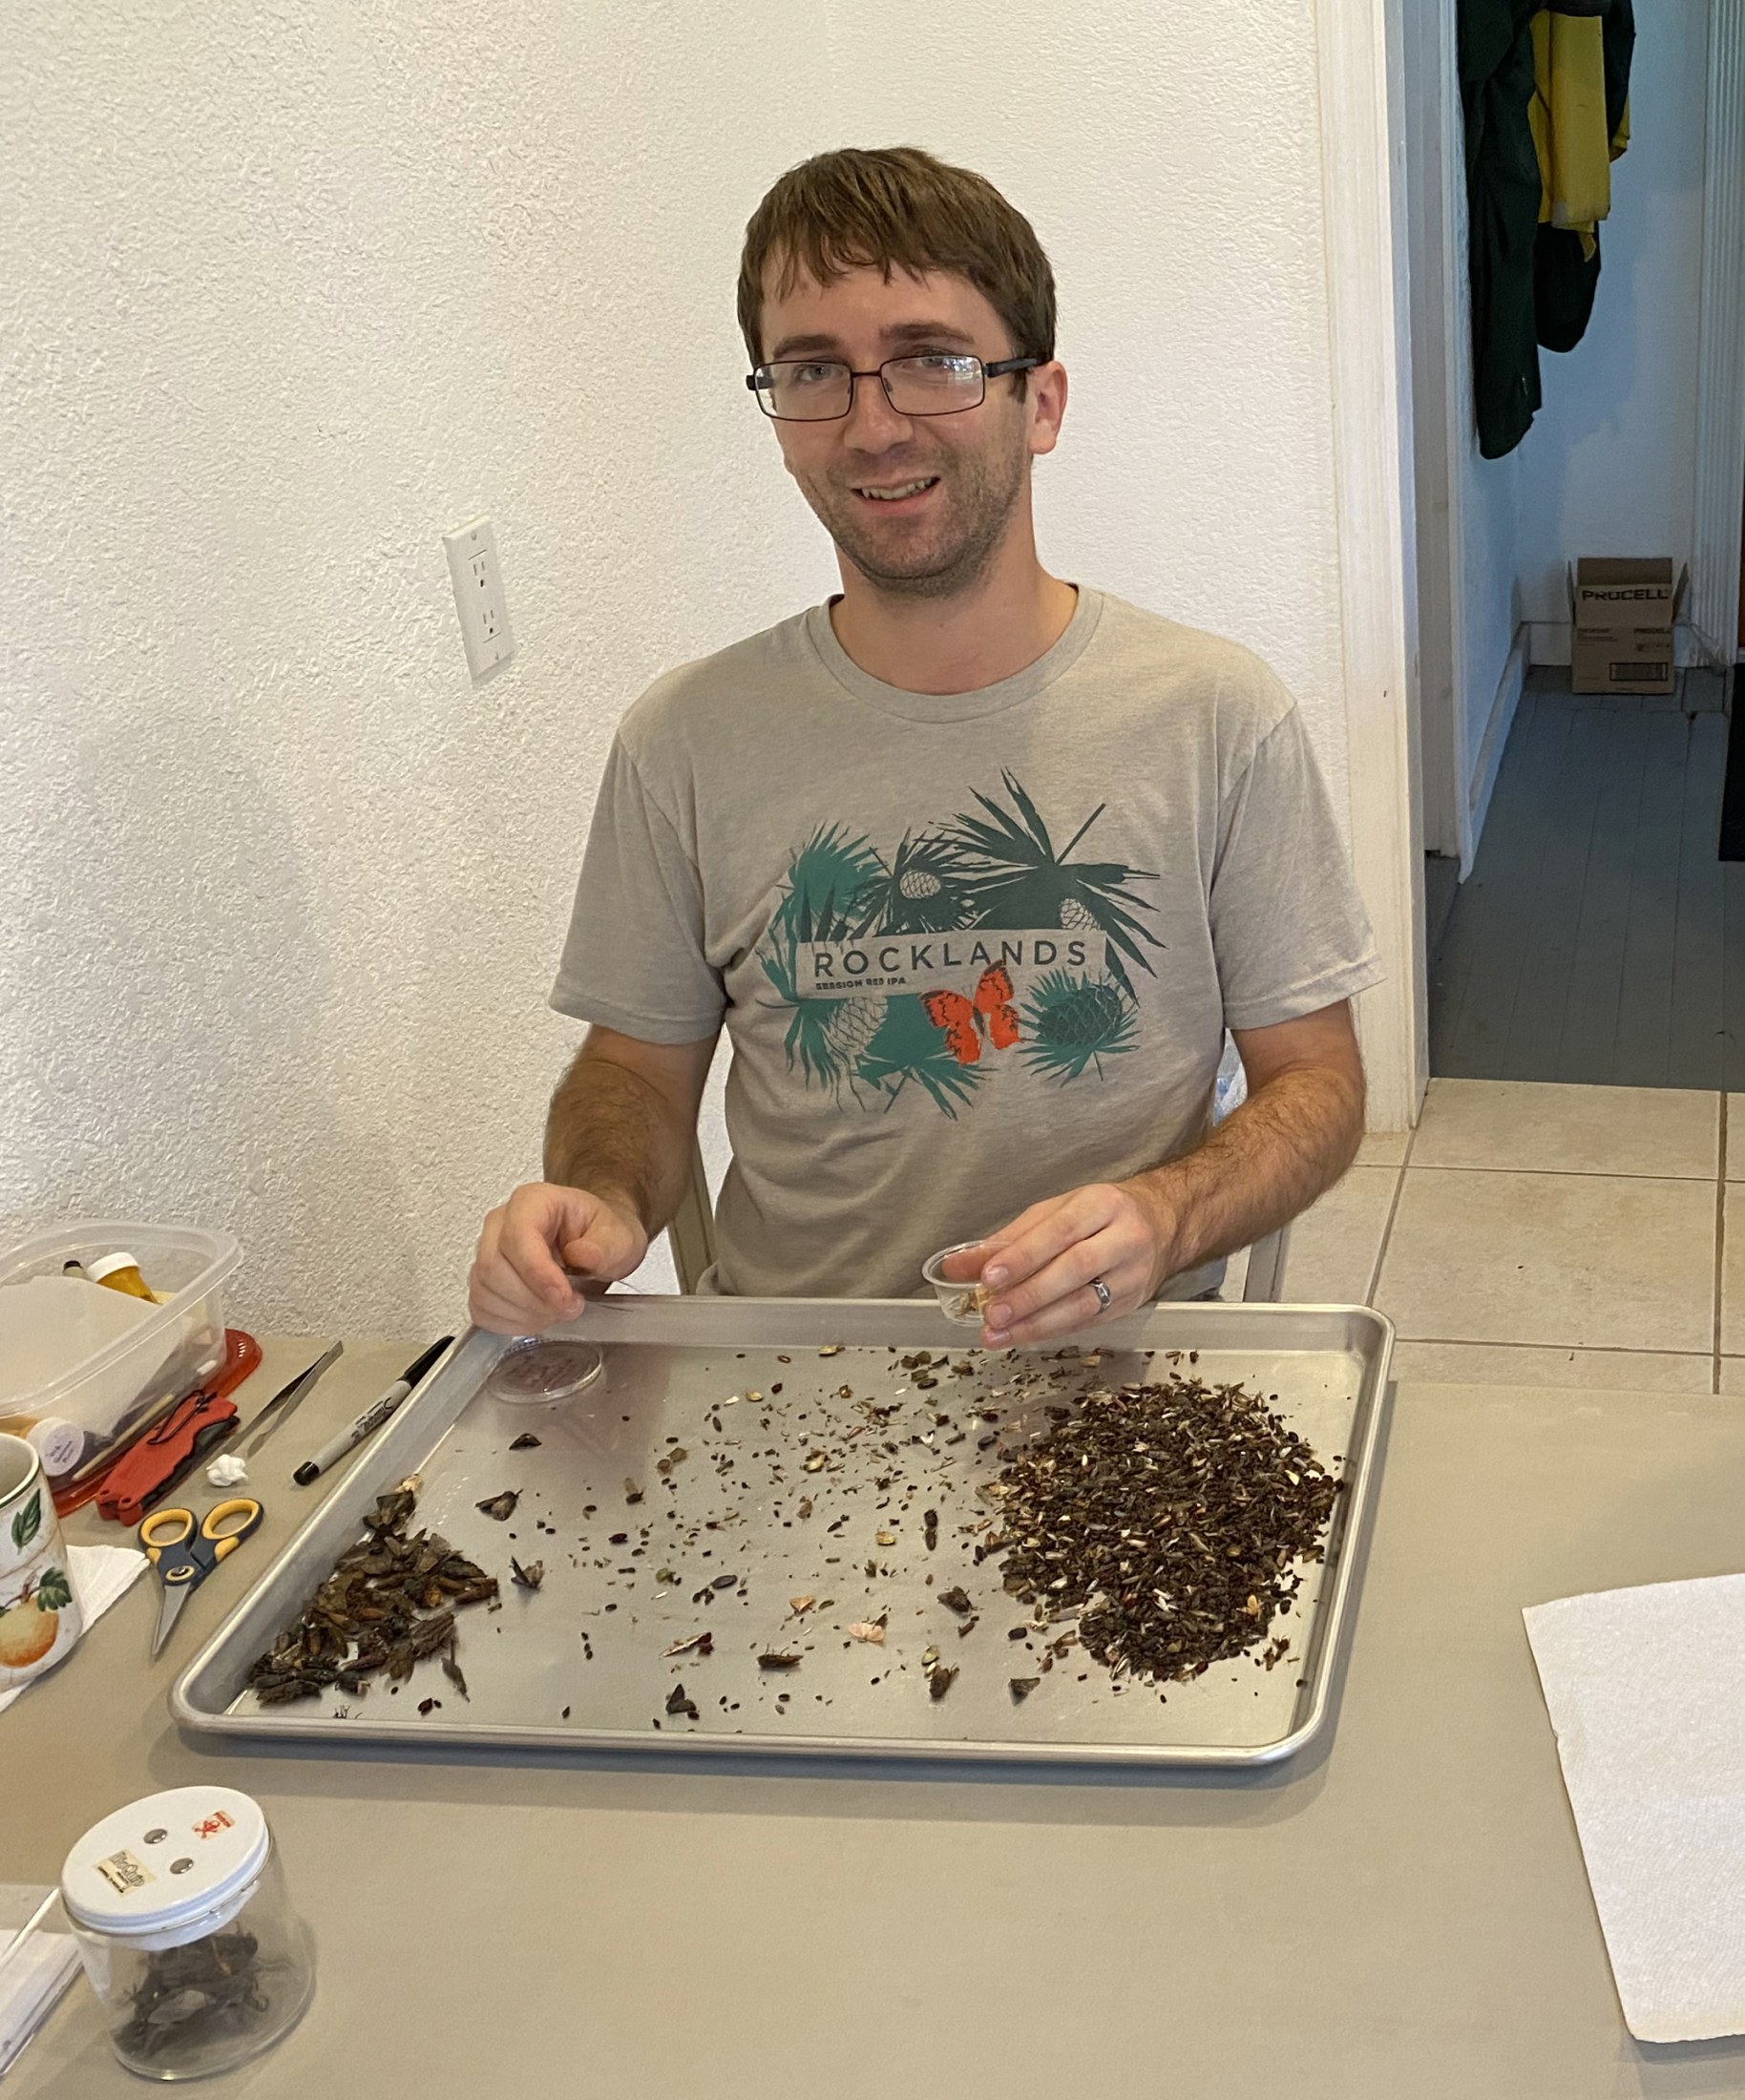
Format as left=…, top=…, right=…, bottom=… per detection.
left=920, top=1243, right=992, bottom=1326
left=60, top=1786, right=314, bottom=2080
left=85, top=1252, right=157, bottom=1302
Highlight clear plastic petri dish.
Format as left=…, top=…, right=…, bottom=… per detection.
left=485, top=1339, right=605, bottom=1406
left=920, top=1244, right=991, bottom=1326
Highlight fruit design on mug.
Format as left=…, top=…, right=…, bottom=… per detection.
left=0, top=1489, right=74, bottom=1670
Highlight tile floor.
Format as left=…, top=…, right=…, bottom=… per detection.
left=1275, top=1079, right=1740, bottom=1393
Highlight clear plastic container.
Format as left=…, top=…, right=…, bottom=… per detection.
left=60, top=1787, right=313, bottom=2081
left=485, top=1337, right=605, bottom=1407
left=0, top=1223, right=241, bottom=1480
left=0, top=1884, right=81, bottom=2078
left=920, top=1243, right=992, bottom=1326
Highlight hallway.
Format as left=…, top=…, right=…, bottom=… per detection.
left=1429, top=668, right=1744, bottom=1087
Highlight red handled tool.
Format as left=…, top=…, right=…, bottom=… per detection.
left=89, top=1334, right=264, bottom=1525
left=55, top=1331, right=262, bottom=1520
left=97, top=1388, right=248, bottom=1526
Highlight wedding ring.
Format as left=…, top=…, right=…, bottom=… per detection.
left=1088, top=1276, right=1112, bottom=1315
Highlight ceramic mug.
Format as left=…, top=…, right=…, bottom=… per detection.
left=0, top=1433, right=83, bottom=1689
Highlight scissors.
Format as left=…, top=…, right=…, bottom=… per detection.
left=138, top=1499, right=265, bottom=1659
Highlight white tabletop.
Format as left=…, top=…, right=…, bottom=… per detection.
left=6, top=1341, right=1744, bottom=2098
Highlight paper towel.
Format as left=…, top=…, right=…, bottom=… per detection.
left=1524, top=1571, right=1745, bottom=2043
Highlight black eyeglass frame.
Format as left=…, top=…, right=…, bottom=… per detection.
left=745, top=352, right=1044, bottom=421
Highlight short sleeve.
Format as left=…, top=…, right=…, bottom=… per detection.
left=1209, top=705, right=1385, bottom=1032
left=549, top=737, right=725, bottom=1043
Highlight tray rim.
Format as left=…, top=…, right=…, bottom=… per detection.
left=172, top=1298, right=1394, bottom=1769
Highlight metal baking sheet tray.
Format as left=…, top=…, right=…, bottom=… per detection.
left=174, top=1297, right=1392, bottom=1768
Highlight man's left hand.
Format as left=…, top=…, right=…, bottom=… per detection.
left=941, top=1179, right=1178, bottom=1349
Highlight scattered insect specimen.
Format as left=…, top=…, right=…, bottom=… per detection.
left=474, top=1490, right=519, bottom=1522
left=510, top=1558, right=545, bottom=1590
left=757, top=1652, right=802, bottom=1670
left=847, top=1622, right=886, bottom=1646
left=665, top=1683, right=700, bottom=1720
left=509, top=1434, right=541, bottom=1451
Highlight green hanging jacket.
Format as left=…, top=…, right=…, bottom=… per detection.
left=1461, top=0, right=1634, bottom=458
left=1461, top=0, right=1544, bottom=459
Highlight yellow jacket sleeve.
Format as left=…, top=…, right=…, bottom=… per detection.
left=1530, top=10, right=1628, bottom=259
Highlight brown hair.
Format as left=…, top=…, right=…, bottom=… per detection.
left=737, top=146, right=1056, bottom=374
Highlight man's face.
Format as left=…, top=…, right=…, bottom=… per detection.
left=755, top=262, right=1064, bottom=600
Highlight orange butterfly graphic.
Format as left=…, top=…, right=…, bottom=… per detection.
left=921, top=965, right=1020, bottom=1066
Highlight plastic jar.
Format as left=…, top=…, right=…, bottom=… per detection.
left=60, top=1786, right=314, bottom=2080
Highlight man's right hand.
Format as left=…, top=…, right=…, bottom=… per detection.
left=468, top=1183, right=649, bottom=1334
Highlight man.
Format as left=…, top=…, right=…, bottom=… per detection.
left=470, top=146, right=1381, bottom=1349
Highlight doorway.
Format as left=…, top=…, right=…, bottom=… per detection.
left=1399, top=0, right=1745, bottom=1088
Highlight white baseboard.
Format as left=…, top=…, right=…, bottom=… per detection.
left=1467, top=625, right=1528, bottom=859
left=1527, top=620, right=1705, bottom=669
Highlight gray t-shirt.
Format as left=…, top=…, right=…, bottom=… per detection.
left=551, top=588, right=1383, bottom=1299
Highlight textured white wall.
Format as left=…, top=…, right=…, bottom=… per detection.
left=2, top=1, right=1347, bottom=1337
left=1513, top=4, right=1711, bottom=628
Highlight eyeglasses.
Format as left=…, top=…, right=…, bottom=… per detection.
left=746, top=352, right=1042, bottom=422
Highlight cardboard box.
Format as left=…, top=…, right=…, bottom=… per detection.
left=1567, top=557, right=1687, bottom=695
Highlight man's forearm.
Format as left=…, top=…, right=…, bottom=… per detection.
left=542, top=1055, right=693, bottom=1238
left=1125, top=1061, right=1366, bottom=1285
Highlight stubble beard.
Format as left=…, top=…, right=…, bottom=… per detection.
left=802, top=428, right=1031, bottom=603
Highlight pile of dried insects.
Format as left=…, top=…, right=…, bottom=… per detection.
left=985, top=1374, right=1341, bottom=1688
left=244, top=1482, right=497, bottom=1705
left=114, top=1930, right=269, bottom=2063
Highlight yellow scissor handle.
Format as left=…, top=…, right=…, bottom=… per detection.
left=138, top=1506, right=196, bottom=1561
left=200, top=1497, right=264, bottom=1563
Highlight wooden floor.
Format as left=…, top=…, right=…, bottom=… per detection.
left=1429, top=667, right=1745, bottom=1088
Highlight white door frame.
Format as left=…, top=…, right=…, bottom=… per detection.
left=1691, top=0, right=1745, bottom=665
left=1401, top=0, right=1475, bottom=875
left=1315, top=0, right=1428, bottom=1133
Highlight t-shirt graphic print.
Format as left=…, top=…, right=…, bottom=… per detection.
left=756, top=770, right=1162, bottom=1119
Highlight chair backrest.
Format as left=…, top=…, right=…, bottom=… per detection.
left=1239, top=1225, right=1290, bottom=1303
left=665, top=1136, right=718, bottom=1294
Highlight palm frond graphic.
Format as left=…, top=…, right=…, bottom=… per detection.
left=857, top=994, right=985, bottom=1118
left=767, top=824, right=886, bottom=947
left=934, top=772, right=1163, bottom=978
left=758, top=899, right=851, bottom=1092
left=758, top=837, right=869, bottom=1093
left=849, top=831, right=976, bottom=937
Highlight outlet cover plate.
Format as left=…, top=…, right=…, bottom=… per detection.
left=443, top=516, right=515, bottom=677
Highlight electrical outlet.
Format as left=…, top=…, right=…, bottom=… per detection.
left=443, top=516, right=515, bottom=677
